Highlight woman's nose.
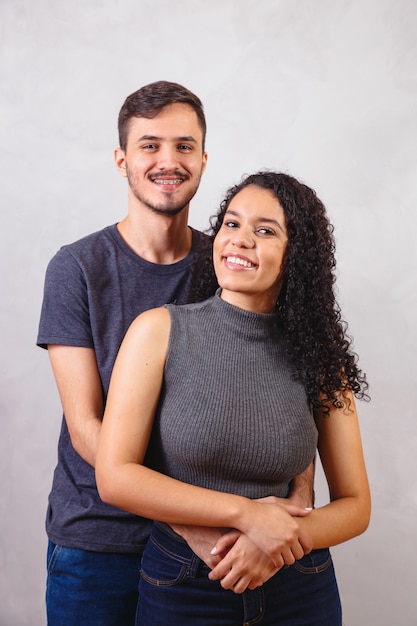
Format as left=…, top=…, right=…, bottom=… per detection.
left=231, top=228, right=255, bottom=248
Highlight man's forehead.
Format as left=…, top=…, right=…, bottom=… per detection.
left=137, top=132, right=198, bottom=144
left=127, top=107, right=203, bottom=141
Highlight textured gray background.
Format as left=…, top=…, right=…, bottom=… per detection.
left=1, top=1, right=416, bottom=624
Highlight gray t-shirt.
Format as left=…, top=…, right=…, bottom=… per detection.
left=37, top=224, right=216, bottom=553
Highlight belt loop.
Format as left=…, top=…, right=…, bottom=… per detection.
left=187, top=552, right=203, bottom=578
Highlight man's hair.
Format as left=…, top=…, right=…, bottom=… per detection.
left=118, top=80, right=206, bottom=151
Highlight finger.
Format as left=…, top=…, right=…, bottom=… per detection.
left=209, top=561, right=246, bottom=591
left=279, top=537, right=308, bottom=564
left=210, top=530, right=240, bottom=557
left=255, top=495, right=279, bottom=504
left=231, top=577, right=249, bottom=594
left=219, top=570, right=250, bottom=594
left=208, top=556, right=233, bottom=581
left=298, top=529, right=313, bottom=554
left=289, top=539, right=305, bottom=562
left=221, top=573, right=243, bottom=592
left=279, top=504, right=313, bottom=517
left=280, top=546, right=296, bottom=566
left=204, top=553, right=222, bottom=569
left=271, top=553, right=285, bottom=569
left=247, top=579, right=260, bottom=591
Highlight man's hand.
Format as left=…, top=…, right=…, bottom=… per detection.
left=170, top=524, right=231, bottom=568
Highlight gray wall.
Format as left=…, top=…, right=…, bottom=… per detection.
left=1, top=1, right=416, bottom=624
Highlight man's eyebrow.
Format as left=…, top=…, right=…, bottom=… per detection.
left=176, top=135, right=198, bottom=144
left=138, top=134, right=198, bottom=144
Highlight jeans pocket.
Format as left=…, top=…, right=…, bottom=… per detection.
left=46, top=541, right=62, bottom=575
left=292, top=548, right=333, bottom=575
left=140, top=534, right=191, bottom=587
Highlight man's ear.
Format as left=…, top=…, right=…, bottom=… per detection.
left=202, top=151, right=208, bottom=174
left=114, top=148, right=127, bottom=178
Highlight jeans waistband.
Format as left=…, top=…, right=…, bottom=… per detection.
left=153, top=521, right=189, bottom=544
left=150, top=521, right=206, bottom=576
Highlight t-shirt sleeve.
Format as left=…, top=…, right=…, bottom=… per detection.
left=36, top=248, right=94, bottom=349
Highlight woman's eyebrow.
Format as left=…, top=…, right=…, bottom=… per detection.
left=225, top=209, right=286, bottom=233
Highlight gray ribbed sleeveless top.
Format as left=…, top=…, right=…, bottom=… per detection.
left=147, top=293, right=318, bottom=499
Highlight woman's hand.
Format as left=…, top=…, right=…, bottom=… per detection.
left=224, top=499, right=313, bottom=570
left=207, top=498, right=313, bottom=592
left=173, top=523, right=280, bottom=593
left=208, top=531, right=279, bottom=593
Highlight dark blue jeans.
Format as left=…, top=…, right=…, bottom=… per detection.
left=46, top=541, right=142, bottom=626
left=137, top=523, right=342, bottom=626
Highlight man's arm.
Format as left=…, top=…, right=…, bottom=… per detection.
left=48, top=345, right=103, bottom=466
left=287, top=458, right=316, bottom=508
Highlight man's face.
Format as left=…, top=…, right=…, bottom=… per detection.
left=115, top=103, right=207, bottom=216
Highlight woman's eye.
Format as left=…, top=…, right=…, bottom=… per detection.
left=257, top=227, right=274, bottom=235
left=225, top=221, right=238, bottom=228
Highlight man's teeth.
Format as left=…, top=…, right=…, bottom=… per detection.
left=226, top=256, right=255, bottom=268
left=154, top=179, right=183, bottom=185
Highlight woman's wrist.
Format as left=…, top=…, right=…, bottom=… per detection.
left=226, top=494, right=253, bottom=534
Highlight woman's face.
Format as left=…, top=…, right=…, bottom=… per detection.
left=213, top=184, right=288, bottom=313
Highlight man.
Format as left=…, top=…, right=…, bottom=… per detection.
left=37, top=81, right=313, bottom=625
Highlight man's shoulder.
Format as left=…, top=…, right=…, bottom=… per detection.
left=60, top=224, right=117, bottom=255
left=44, top=225, right=119, bottom=278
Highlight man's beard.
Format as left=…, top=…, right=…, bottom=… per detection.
left=126, top=166, right=202, bottom=216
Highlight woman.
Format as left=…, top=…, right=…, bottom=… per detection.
left=96, top=171, right=371, bottom=625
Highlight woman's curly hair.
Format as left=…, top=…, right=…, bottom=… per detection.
left=208, top=171, right=369, bottom=415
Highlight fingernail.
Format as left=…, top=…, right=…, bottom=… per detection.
left=210, top=547, right=218, bottom=555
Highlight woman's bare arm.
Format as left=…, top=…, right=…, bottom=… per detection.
left=96, top=308, right=312, bottom=569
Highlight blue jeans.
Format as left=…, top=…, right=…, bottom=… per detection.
left=46, top=541, right=142, bottom=626
left=137, top=523, right=342, bottom=626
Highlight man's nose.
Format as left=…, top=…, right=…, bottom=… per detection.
left=156, top=146, right=181, bottom=170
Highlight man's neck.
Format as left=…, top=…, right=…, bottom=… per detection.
left=117, top=204, right=192, bottom=265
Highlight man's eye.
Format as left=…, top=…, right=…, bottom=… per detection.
left=178, top=144, right=191, bottom=151
left=143, top=144, right=157, bottom=150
